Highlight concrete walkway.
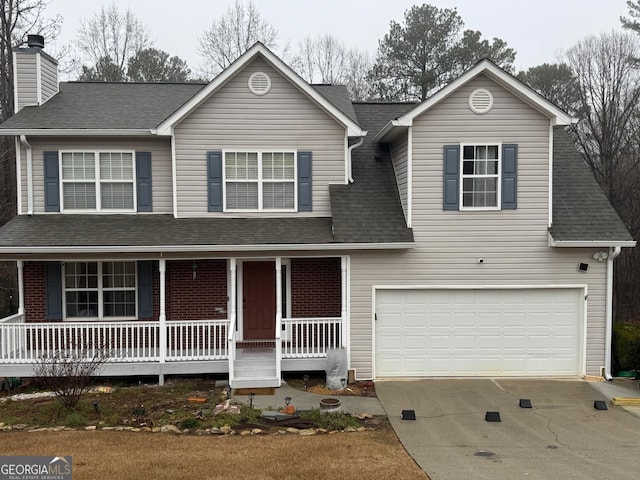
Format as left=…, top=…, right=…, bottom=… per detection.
left=231, top=381, right=386, bottom=416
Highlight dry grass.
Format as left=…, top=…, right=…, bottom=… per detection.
left=1, top=428, right=427, bottom=480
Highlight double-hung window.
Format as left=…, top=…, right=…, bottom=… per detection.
left=461, top=144, right=500, bottom=209
left=64, top=261, right=136, bottom=319
left=61, top=151, right=135, bottom=211
left=224, top=151, right=296, bottom=211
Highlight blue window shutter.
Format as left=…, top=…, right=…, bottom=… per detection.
left=45, top=262, right=62, bottom=320
left=298, top=151, right=312, bottom=212
left=443, top=145, right=460, bottom=210
left=207, top=151, right=223, bottom=212
left=502, top=144, right=518, bottom=210
left=44, top=151, right=60, bottom=212
left=137, top=261, right=153, bottom=318
left=136, top=152, right=153, bottom=212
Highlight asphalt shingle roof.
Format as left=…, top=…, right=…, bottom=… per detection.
left=311, top=85, right=359, bottom=125
left=549, top=126, right=633, bottom=243
left=0, top=82, right=206, bottom=130
left=0, top=215, right=335, bottom=250
left=330, top=103, right=416, bottom=244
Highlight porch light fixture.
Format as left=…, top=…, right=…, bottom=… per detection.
left=192, top=261, right=198, bottom=279
left=284, top=396, right=292, bottom=407
left=248, top=392, right=255, bottom=409
left=340, top=378, right=347, bottom=390
left=303, top=375, right=309, bottom=391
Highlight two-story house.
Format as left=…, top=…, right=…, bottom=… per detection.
left=0, top=35, right=633, bottom=387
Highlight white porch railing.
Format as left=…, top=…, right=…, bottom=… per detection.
left=0, top=319, right=228, bottom=364
left=281, top=317, right=342, bottom=358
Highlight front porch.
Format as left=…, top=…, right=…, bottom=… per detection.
left=0, top=256, right=349, bottom=387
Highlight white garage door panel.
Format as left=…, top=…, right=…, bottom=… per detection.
left=375, top=289, right=582, bottom=377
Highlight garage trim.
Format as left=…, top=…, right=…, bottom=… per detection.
left=372, top=284, right=588, bottom=378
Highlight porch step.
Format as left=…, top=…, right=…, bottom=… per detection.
left=231, top=377, right=281, bottom=389
left=231, top=347, right=279, bottom=388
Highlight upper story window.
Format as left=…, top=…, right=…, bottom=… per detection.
left=461, top=144, right=500, bottom=209
left=224, top=151, right=296, bottom=211
left=61, top=151, right=135, bottom=211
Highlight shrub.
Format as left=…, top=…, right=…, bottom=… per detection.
left=33, top=346, right=109, bottom=410
left=300, top=410, right=360, bottom=431
left=613, top=322, right=640, bottom=371
left=180, top=418, right=201, bottom=429
left=64, top=412, right=87, bottom=428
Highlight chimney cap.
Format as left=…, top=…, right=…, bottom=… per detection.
left=27, top=34, right=44, bottom=49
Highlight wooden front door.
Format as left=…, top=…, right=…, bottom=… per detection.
left=242, top=261, right=276, bottom=340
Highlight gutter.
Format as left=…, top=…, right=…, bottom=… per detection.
left=548, top=235, right=636, bottom=248
left=19, top=135, right=33, bottom=215
left=0, top=129, right=156, bottom=136
left=347, top=136, right=365, bottom=183
left=604, top=246, right=622, bottom=380
left=0, top=242, right=416, bottom=255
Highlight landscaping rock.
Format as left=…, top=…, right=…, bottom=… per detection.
left=219, top=425, right=233, bottom=434
left=357, top=427, right=366, bottom=432
left=298, top=429, right=317, bottom=436
left=85, top=426, right=96, bottom=431
left=152, top=427, right=161, bottom=433
left=13, top=424, right=28, bottom=430
left=316, top=428, right=328, bottom=434
left=2, top=426, right=12, bottom=431
left=356, top=413, right=374, bottom=419
left=160, top=425, right=182, bottom=434
left=28, top=428, right=47, bottom=433
left=240, top=430, right=251, bottom=436
left=0, top=423, right=4, bottom=428
left=210, top=427, right=221, bottom=434
left=286, top=427, right=299, bottom=434
left=344, top=426, right=357, bottom=432
left=251, top=428, right=263, bottom=435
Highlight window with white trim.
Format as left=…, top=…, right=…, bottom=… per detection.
left=461, top=145, right=500, bottom=209
left=64, top=261, right=136, bottom=319
left=224, top=151, right=296, bottom=211
left=61, top=151, right=135, bottom=211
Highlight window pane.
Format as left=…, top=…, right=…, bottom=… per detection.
left=65, top=291, right=98, bottom=317
left=487, top=145, right=499, bottom=159
left=263, top=182, right=294, bottom=209
left=62, top=152, right=95, bottom=180
left=476, top=146, right=487, bottom=160
left=462, top=160, right=474, bottom=175
left=263, top=152, right=295, bottom=180
left=487, top=160, right=498, bottom=175
left=103, top=262, right=136, bottom=288
left=100, top=152, right=133, bottom=180
left=225, top=152, right=258, bottom=180
left=226, top=182, right=258, bottom=209
left=101, top=183, right=134, bottom=209
left=463, top=146, right=474, bottom=160
left=103, top=290, right=136, bottom=317
left=63, top=183, right=96, bottom=209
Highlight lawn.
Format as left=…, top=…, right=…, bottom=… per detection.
left=2, top=427, right=427, bottom=479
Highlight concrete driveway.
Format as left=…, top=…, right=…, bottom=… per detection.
left=376, top=379, right=640, bottom=480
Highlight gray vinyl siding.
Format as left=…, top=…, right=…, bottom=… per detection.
left=40, top=56, right=58, bottom=103
left=348, top=74, right=607, bottom=379
left=174, top=57, right=345, bottom=217
left=15, top=52, right=38, bottom=111
left=25, top=137, right=173, bottom=214
left=390, top=136, right=409, bottom=217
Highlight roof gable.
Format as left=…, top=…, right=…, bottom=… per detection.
left=374, top=60, right=575, bottom=142
left=157, top=43, right=365, bottom=137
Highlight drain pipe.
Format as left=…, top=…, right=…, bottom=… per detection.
left=604, top=246, right=622, bottom=380
left=19, top=135, right=33, bottom=215
left=347, top=137, right=365, bottom=183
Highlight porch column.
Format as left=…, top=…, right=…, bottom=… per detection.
left=228, top=258, right=237, bottom=385
left=16, top=260, right=24, bottom=315
left=275, top=258, right=282, bottom=381
left=158, top=260, right=166, bottom=384
left=341, top=256, right=348, bottom=348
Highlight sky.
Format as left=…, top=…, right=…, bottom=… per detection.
left=45, top=0, right=629, bottom=76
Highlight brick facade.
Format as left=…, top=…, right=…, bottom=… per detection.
left=166, top=259, right=227, bottom=320
left=290, top=258, right=341, bottom=317
left=23, top=261, right=49, bottom=323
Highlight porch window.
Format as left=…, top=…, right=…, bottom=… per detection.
left=61, top=151, right=135, bottom=211
left=64, top=261, right=136, bottom=319
left=224, top=151, right=296, bottom=211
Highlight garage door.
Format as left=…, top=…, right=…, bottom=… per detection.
left=375, top=288, right=582, bottom=377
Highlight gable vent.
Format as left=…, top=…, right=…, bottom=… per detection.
left=469, top=88, right=493, bottom=114
left=249, top=71, right=271, bottom=96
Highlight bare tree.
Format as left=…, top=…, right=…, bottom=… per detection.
left=74, top=2, right=151, bottom=81
left=197, top=0, right=278, bottom=78
left=296, top=34, right=372, bottom=100
left=563, top=31, right=640, bottom=198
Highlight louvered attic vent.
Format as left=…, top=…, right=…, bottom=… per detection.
left=249, top=71, right=271, bottom=96
left=469, top=88, right=493, bottom=114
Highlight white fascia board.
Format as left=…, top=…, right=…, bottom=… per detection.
left=372, top=120, right=409, bottom=143
left=395, top=60, right=575, bottom=127
left=0, top=129, right=155, bottom=136
left=0, top=242, right=415, bottom=255
left=156, top=43, right=365, bottom=137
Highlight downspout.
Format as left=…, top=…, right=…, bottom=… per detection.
left=19, top=135, right=33, bottom=215
left=347, top=137, right=365, bottom=183
left=604, top=246, right=622, bottom=380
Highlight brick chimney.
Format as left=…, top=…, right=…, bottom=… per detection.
left=13, top=34, right=59, bottom=113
